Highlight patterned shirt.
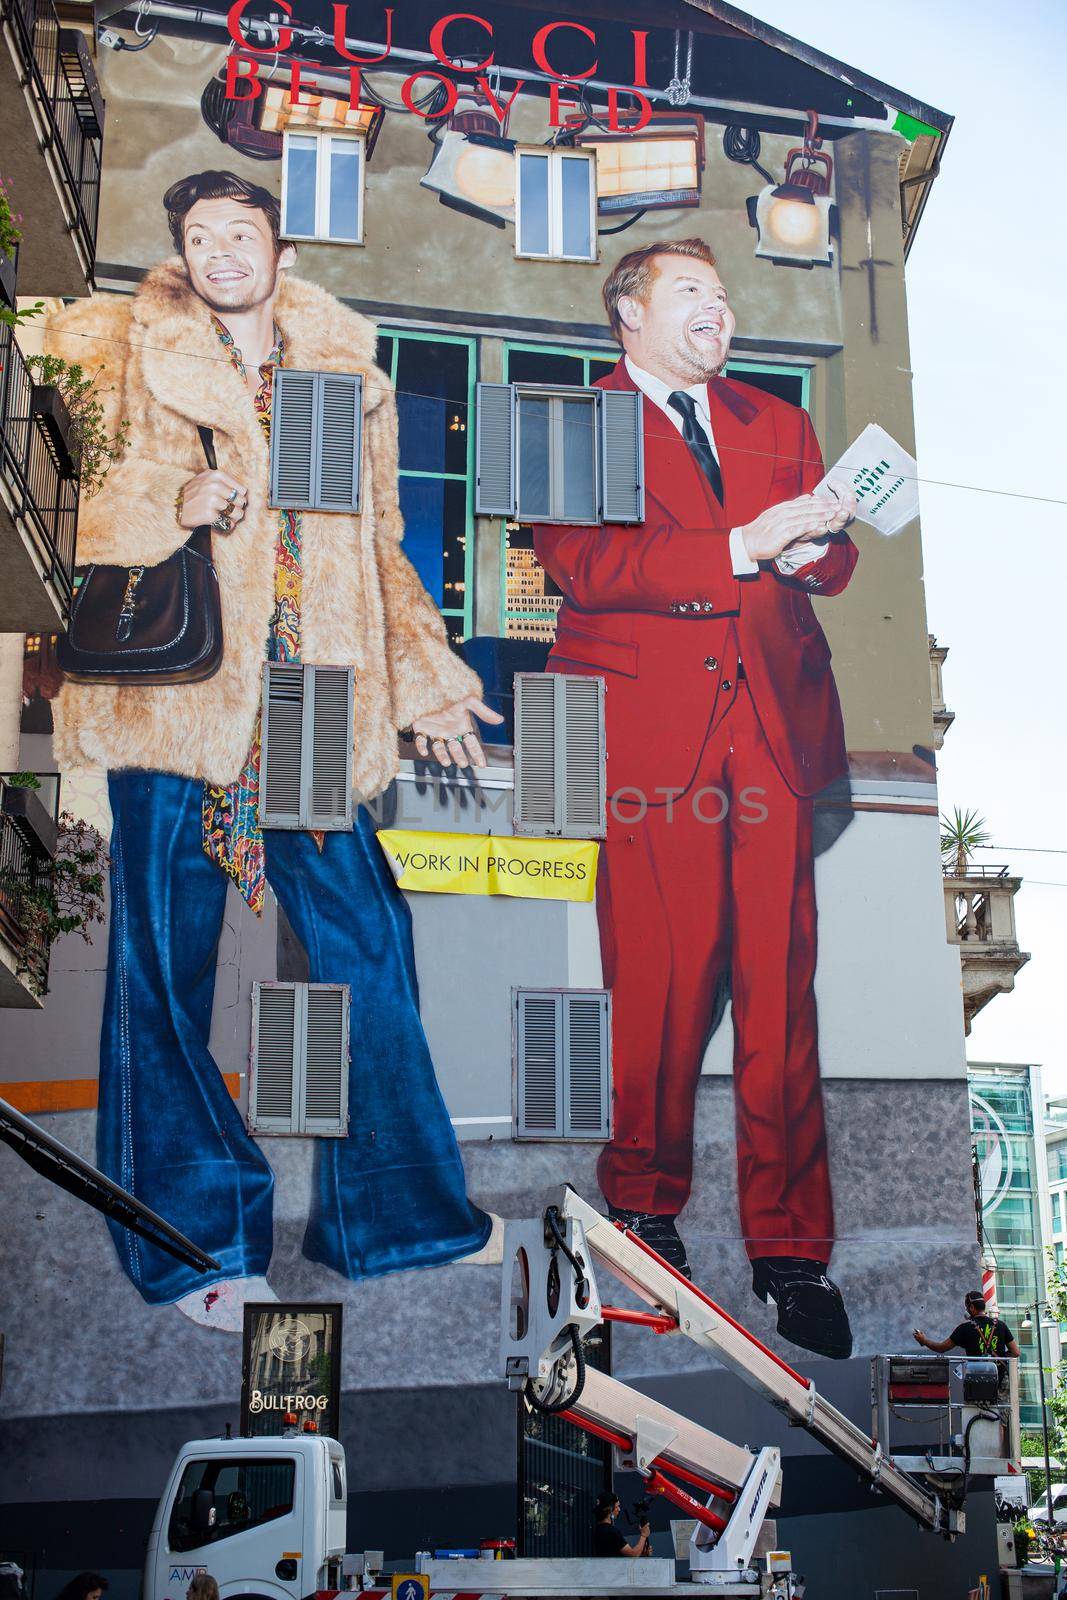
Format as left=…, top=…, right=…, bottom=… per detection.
left=202, top=317, right=319, bottom=914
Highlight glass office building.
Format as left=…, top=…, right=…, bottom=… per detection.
left=969, top=1063, right=1051, bottom=1430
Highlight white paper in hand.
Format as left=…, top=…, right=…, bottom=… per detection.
left=817, top=423, right=919, bottom=536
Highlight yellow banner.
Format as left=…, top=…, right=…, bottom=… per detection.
left=376, top=829, right=598, bottom=903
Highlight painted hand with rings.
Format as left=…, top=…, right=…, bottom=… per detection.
left=412, top=693, right=505, bottom=770
left=176, top=468, right=248, bottom=533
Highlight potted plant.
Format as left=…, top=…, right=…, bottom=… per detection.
left=0, top=174, right=19, bottom=307
left=0, top=809, right=107, bottom=996
left=0, top=772, right=58, bottom=859
left=26, top=353, right=129, bottom=494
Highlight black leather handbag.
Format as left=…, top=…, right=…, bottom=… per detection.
left=57, top=425, right=224, bottom=686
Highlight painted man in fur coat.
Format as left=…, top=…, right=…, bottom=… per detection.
left=47, top=170, right=501, bottom=1327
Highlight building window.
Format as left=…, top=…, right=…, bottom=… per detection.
left=494, top=343, right=811, bottom=640
left=1057, top=1242, right=1065, bottom=1268
left=269, top=369, right=362, bottom=513
left=1054, top=1191, right=1062, bottom=1234
left=514, top=988, right=611, bottom=1140
left=475, top=382, right=643, bottom=530
left=260, top=663, right=354, bottom=830
left=282, top=131, right=364, bottom=243
left=249, top=982, right=350, bottom=1136
left=513, top=672, right=605, bottom=839
left=515, top=148, right=597, bottom=262
left=376, top=329, right=475, bottom=646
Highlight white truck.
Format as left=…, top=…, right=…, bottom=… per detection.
left=145, top=1432, right=350, bottom=1600
left=143, top=1187, right=1020, bottom=1600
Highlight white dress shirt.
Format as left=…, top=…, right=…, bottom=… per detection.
left=624, top=356, right=828, bottom=578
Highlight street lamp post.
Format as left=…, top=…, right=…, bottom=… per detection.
left=1023, top=1299, right=1056, bottom=1533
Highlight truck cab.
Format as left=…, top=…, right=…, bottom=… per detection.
left=144, top=1434, right=347, bottom=1600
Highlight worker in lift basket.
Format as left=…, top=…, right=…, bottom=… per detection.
left=914, top=1290, right=1020, bottom=1357
left=592, top=1493, right=651, bottom=1557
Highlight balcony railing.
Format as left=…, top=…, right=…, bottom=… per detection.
left=3, top=0, right=104, bottom=279
left=943, top=862, right=1030, bottom=1031
left=0, top=317, right=79, bottom=620
left=0, top=773, right=60, bottom=996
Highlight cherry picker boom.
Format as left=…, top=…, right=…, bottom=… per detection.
left=502, top=1186, right=969, bottom=1587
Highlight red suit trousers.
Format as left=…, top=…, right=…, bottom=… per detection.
left=595, top=682, right=835, bottom=1262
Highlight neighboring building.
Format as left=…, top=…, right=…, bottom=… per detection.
left=928, top=634, right=955, bottom=750
left=0, top=0, right=103, bottom=1003
left=0, top=4, right=1002, bottom=1597
left=970, top=1063, right=1053, bottom=1428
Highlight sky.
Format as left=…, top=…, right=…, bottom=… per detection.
left=749, top=0, right=1067, bottom=1089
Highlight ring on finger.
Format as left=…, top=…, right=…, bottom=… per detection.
left=212, top=513, right=233, bottom=532
left=226, top=486, right=239, bottom=504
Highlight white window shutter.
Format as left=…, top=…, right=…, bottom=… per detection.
left=305, top=665, right=354, bottom=830
left=317, top=374, right=362, bottom=512
left=475, top=382, right=517, bottom=516
left=271, top=369, right=317, bottom=508
left=302, top=985, right=349, bottom=1135
left=260, top=662, right=305, bottom=827
left=563, top=991, right=611, bottom=1138
left=513, top=672, right=559, bottom=835
left=599, top=389, right=645, bottom=524
left=250, top=984, right=300, bottom=1133
left=515, top=991, right=563, bottom=1138
left=561, top=675, right=606, bottom=838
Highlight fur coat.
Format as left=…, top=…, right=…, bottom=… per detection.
left=48, top=260, right=481, bottom=797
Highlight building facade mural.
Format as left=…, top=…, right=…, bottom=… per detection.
left=0, top=3, right=979, bottom=1593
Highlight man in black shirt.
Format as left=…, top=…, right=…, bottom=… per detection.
left=592, top=1494, right=651, bottom=1557
left=914, top=1291, right=1020, bottom=1357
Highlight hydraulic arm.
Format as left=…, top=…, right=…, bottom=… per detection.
left=502, top=1187, right=963, bottom=1567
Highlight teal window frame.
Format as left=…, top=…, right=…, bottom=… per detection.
left=497, top=340, right=812, bottom=635
left=378, top=326, right=477, bottom=641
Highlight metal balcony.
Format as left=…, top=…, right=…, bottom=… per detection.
left=0, top=317, right=79, bottom=628
left=0, top=0, right=104, bottom=292
left=944, top=863, right=1030, bottom=1032
left=0, top=771, right=61, bottom=1008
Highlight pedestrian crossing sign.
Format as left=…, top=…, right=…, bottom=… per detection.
left=391, top=1577, right=429, bottom=1600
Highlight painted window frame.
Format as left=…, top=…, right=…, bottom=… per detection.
left=281, top=129, right=366, bottom=245
left=514, top=147, right=598, bottom=263
left=377, top=326, right=477, bottom=640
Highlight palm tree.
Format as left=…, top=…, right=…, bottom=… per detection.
left=940, top=806, right=991, bottom=876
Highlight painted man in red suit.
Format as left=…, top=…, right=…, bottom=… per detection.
left=534, top=238, right=858, bottom=1359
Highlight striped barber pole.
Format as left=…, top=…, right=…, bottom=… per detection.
left=982, top=1255, right=999, bottom=1316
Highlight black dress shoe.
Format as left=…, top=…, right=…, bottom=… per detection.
left=607, top=1206, right=692, bottom=1278
left=751, top=1257, right=853, bottom=1360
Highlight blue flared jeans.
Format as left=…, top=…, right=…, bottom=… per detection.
left=99, top=769, right=490, bottom=1304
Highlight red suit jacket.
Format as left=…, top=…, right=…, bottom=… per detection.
left=534, top=360, right=858, bottom=799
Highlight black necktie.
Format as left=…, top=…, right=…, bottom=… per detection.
left=667, top=389, right=724, bottom=506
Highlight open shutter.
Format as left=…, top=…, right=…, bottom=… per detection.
left=250, top=984, right=300, bottom=1133
left=599, top=388, right=644, bottom=524
left=475, top=382, right=517, bottom=516
left=561, top=675, right=606, bottom=838
left=260, top=662, right=305, bottom=827
left=317, top=373, right=362, bottom=511
left=563, top=991, right=610, bottom=1138
left=513, top=672, right=559, bottom=834
left=515, top=991, right=563, bottom=1138
left=306, top=665, right=354, bottom=830
left=271, top=368, right=317, bottom=508
left=302, top=985, right=349, bottom=1135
